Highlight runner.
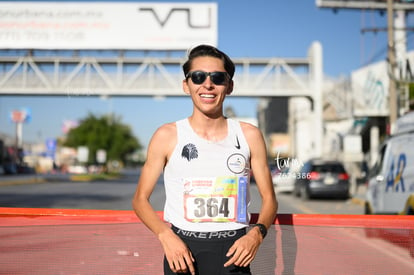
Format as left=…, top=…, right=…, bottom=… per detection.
left=132, top=44, right=278, bottom=275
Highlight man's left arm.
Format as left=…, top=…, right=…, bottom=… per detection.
left=224, top=124, right=278, bottom=267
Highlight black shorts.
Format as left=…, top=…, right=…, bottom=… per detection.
left=164, top=225, right=252, bottom=275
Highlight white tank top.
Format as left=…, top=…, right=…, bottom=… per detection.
left=163, top=118, right=251, bottom=232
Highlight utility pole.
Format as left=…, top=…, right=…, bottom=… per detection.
left=317, top=0, right=414, bottom=132
left=387, top=0, right=398, bottom=133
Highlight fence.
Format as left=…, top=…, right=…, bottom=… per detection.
left=1, top=208, right=413, bottom=275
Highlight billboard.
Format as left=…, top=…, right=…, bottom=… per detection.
left=9, top=108, right=31, bottom=123
left=351, top=60, right=389, bottom=117
left=352, top=50, right=414, bottom=117
left=0, top=2, right=217, bottom=50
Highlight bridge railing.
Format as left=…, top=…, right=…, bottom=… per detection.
left=0, top=55, right=313, bottom=97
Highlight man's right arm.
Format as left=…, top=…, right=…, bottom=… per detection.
left=131, top=123, right=195, bottom=275
left=132, top=123, right=171, bottom=236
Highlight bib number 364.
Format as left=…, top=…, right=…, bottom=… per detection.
left=185, top=196, right=236, bottom=222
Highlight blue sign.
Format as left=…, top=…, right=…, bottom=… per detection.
left=386, top=153, right=406, bottom=192
left=45, top=138, right=57, bottom=159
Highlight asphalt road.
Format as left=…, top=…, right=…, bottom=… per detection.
left=0, top=169, right=364, bottom=214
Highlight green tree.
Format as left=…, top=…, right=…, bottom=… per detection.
left=64, top=113, right=141, bottom=165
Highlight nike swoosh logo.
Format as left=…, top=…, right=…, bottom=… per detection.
left=235, top=136, right=241, bottom=149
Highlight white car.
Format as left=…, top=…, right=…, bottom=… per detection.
left=67, top=165, right=88, bottom=174
left=272, top=167, right=298, bottom=193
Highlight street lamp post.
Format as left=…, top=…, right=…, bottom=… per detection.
left=387, top=0, right=398, bottom=133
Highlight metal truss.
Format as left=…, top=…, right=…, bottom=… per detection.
left=0, top=52, right=315, bottom=98
left=0, top=45, right=325, bottom=159
left=316, top=0, right=414, bottom=11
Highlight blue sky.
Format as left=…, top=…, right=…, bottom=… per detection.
left=1, top=0, right=412, bottom=149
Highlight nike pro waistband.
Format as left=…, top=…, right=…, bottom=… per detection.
left=171, top=225, right=246, bottom=241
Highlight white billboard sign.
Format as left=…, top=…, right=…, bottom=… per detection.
left=77, top=146, right=89, bottom=163
left=96, top=149, right=107, bottom=164
left=351, top=60, right=389, bottom=117
left=397, top=50, right=414, bottom=83
left=0, top=2, right=217, bottom=50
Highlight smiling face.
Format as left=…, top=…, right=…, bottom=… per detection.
left=183, top=56, right=233, bottom=118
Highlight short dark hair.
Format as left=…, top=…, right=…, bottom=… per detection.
left=182, top=44, right=235, bottom=79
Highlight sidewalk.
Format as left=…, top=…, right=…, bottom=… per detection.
left=350, top=183, right=367, bottom=206
left=0, top=174, right=45, bottom=186
left=0, top=172, right=120, bottom=186
left=0, top=173, right=73, bottom=186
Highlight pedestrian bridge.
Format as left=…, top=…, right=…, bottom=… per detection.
left=1, top=208, right=413, bottom=274
left=0, top=43, right=322, bottom=99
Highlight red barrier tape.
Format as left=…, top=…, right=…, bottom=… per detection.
left=1, top=207, right=413, bottom=228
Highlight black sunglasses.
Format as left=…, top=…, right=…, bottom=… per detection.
left=186, top=71, right=229, bottom=85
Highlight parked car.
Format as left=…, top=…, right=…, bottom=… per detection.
left=3, top=162, right=17, bottom=175
left=293, top=159, right=350, bottom=200
left=273, top=166, right=300, bottom=193
left=67, top=165, right=88, bottom=174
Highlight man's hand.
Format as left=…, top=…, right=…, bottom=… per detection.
left=224, top=228, right=262, bottom=267
left=159, top=229, right=195, bottom=275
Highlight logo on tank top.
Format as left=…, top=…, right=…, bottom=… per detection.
left=235, top=135, right=241, bottom=149
left=227, top=153, right=247, bottom=174
left=181, top=143, right=198, bottom=161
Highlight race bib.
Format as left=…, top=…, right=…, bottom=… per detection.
left=183, top=176, right=248, bottom=223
